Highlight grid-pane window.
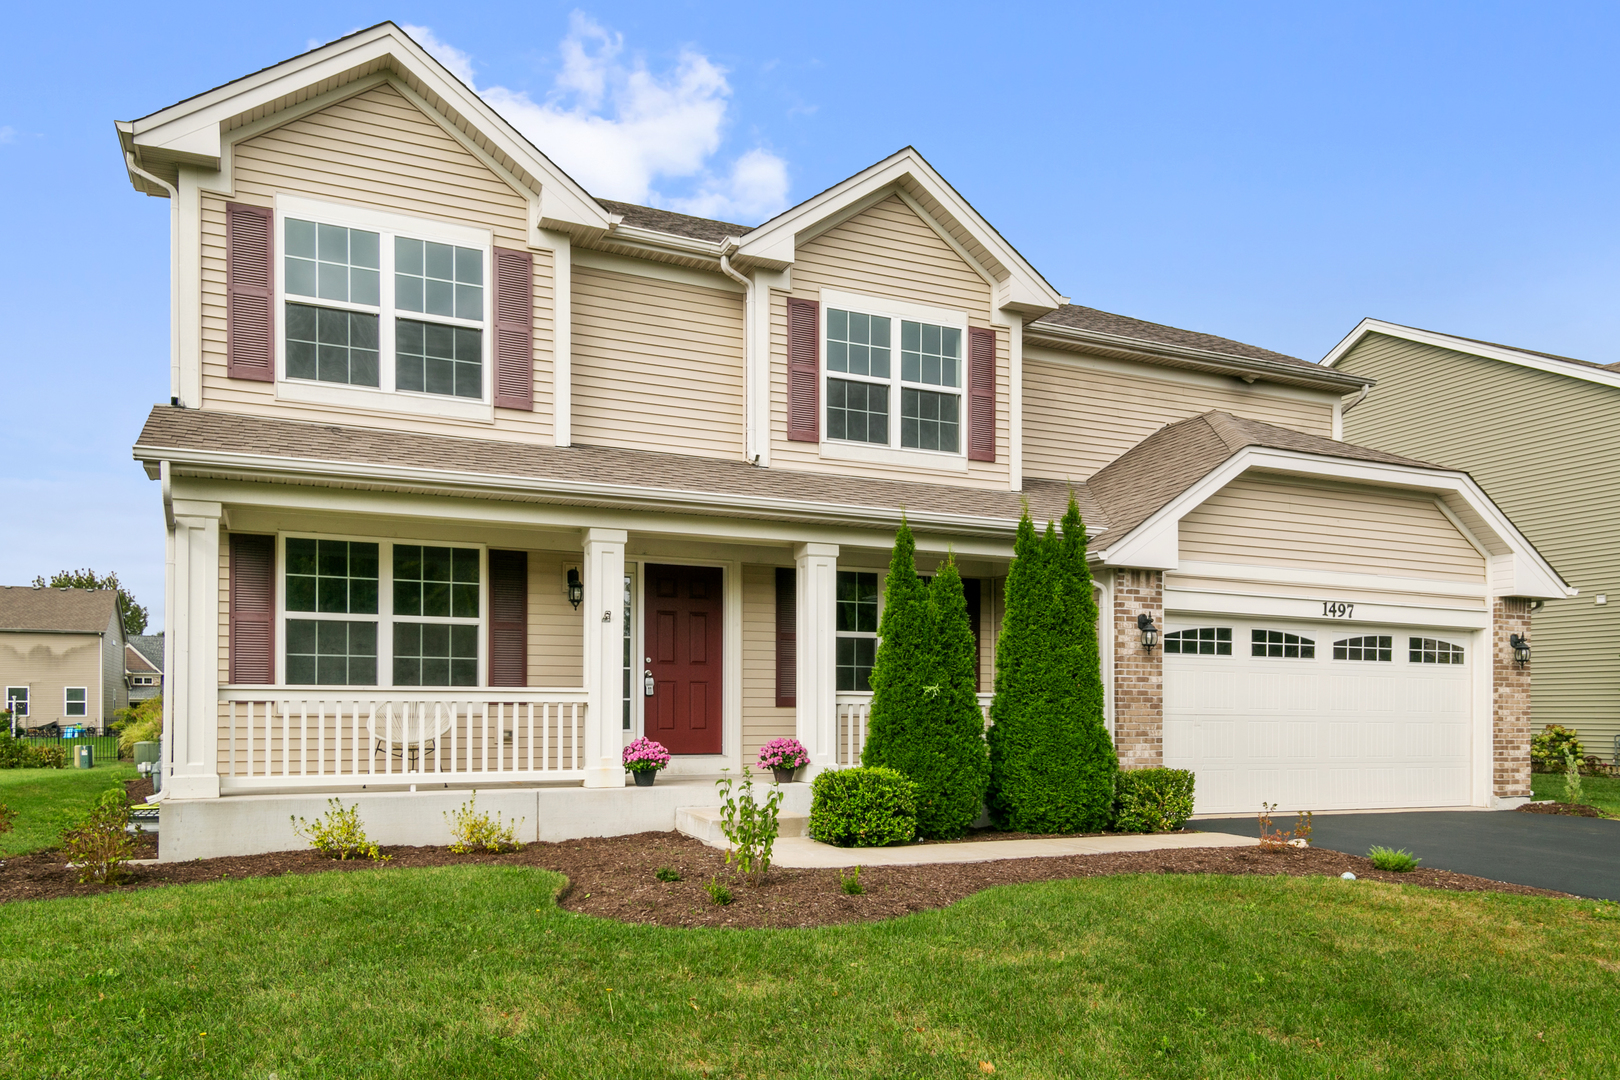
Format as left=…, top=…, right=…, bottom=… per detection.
left=827, top=379, right=889, bottom=444
left=826, top=309, right=891, bottom=378
left=1251, top=629, right=1315, bottom=659
left=392, top=546, right=479, bottom=618
left=1164, top=627, right=1232, bottom=655
left=286, top=539, right=379, bottom=614
left=825, top=306, right=967, bottom=456
left=1334, top=635, right=1393, bottom=662
left=837, top=637, right=877, bottom=693
left=5, top=688, right=26, bottom=717
left=900, top=321, right=960, bottom=388
left=286, top=304, right=379, bottom=386
left=395, top=238, right=484, bottom=321
left=396, top=320, right=482, bottom=399
left=392, top=623, right=478, bottom=687
left=285, top=219, right=380, bottom=306
left=287, top=619, right=378, bottom=685
left=836, top=570, right=879, bottom=691
left=64, top=688, right=87, bottom=717
left=900, top=388, right=959, bottom=452
left=1410, top=637, right=1465, bottom=664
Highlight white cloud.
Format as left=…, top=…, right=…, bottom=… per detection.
left=407, top=15, right=789, bottom=223
left=0, top=126, right=15, bottom=145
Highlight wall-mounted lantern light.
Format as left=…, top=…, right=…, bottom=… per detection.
left=566, top=568, right=584, bottom=610
left=1138, top=613, right=1159, bottom=651
left=1510, top=633, right=1531, bottom=667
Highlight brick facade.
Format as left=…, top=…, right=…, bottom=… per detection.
left=1112, top=568, right=1163, bottom=769
left=1493, top=597, right=1534, bottom=800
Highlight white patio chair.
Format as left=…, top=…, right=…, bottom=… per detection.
left=366, top=701, right=456, bottom=771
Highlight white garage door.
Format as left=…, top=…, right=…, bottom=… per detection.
left=1164, top=620, right=1473, bottom=815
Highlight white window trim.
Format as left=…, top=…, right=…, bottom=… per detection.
left=273, top=194, right=496, bottom=423
left=818, top=288, right=970, bottom=468
left=835, top=569, right=881, bottom=693
left=64, top=687, right=88, bottom=717
left=274, top=532, right=489, bottom=689
left=4, top=687, right=26, bottom=717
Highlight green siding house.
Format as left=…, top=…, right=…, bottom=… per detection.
left=1326, top=320, right=1617, bottom=763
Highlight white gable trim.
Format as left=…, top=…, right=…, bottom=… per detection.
left=1322, top=318, right=1620, bottom=392
left=1094, top=446, right=1573, bottom=600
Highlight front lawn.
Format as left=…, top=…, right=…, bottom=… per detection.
left=1532, top=771, right=1620, bottom=817
left=0, top=764, right=136, bottom=856
left=1, top=867, right=1615, bottom=1078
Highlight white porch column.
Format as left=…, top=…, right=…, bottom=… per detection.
left=165, top=499, right=223, bottom=799
left=580, top=528, right=628, bottom=787
left=795, top=542, right=839, bottom=771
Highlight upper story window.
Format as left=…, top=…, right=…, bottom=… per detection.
left=821, top=290, right=967, bottom=461
left=275, top=196, right=492, bottom=418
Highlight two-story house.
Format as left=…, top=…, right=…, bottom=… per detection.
left=120, top=24, right=1569, bottom=860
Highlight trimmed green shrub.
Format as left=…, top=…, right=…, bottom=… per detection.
left=860, top=524, right=990, bottom=839
left=1531, top=725, right=1584, bottom=771
left=987, top=496, right=1118, bottom=832
left=1113, top=769, right=1196, bottom=833
left=809, top=767, right=918, bottom=847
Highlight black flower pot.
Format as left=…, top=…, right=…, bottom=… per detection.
left=772, top=767, right=798, bottom=785
left=632, top=770, right=657, bottom=787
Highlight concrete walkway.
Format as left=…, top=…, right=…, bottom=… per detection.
left=769, top=830, right=1257, bottom=868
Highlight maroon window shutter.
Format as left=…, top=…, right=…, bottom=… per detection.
left=226, top=203, right=275, bottom=382
left=775, top=567, right=796, bottom=708
left=229, top=534, right=275, bottom=685
left=492, top=247, right=534, bottom=411
left=968, top=327, right=996, bottom=462
left=488, top=550, right=528, bottom=687
left=787, top=297, right=820, bottom=442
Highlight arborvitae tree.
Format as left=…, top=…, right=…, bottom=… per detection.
left=862, top=526, right=990, bottom=839
left=987, top=495, right=1117, bottom=832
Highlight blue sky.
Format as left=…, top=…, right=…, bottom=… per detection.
left=2, top=2, right=1617, bottom=630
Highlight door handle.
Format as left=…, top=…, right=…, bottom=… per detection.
left=643, top=670, right=655, bottom=696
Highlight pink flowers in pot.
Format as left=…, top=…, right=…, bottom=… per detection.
left=756, top=737, right=810, bottom=772
left=623, top=737, right=671, bottom=773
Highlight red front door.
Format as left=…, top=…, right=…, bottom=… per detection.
left=644, top=564, right=724, bottom=755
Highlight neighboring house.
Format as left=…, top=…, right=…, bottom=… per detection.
left=118, top=24, right=1569, bottom=860
left=0, top=587, right=128, bottom=734
left=127, top=633, right=165, bottom=702
left=1326, top=319, right=1617, bottom=763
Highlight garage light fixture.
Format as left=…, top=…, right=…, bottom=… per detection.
left=1137, top=614, right=1159, bottom=651
left=1509, top=633, right=1531, bottom=666
left=566, top=568, right=584, bottom=610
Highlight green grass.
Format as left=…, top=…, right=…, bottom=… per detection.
left=2, top=868, right=1617, bottom=1078
left=1532, top=770, right=1620, bottom=816
left=0, top=764, right=136, bottom=856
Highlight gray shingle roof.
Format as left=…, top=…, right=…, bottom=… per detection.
left=0, top=587, right=120, bottom=634
left=596, top=200, right=754, bottom=243
left=127, top=634, right=165, bottom=671
left=1031, top=305, right=1318, bottom=370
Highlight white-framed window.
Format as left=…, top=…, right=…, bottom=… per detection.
left=278, top=533, right=486, bottom=688
left=64, top=687, right=87, bottom=717
left=274, top=195, right=494, bottom=420
left=1251, top=629, right=1315, bottom=659
left=1334, top=635, right=1393, bottom=662
left=1164, top=628, right=1232, bottom=655
left=836, top=570, right=880, bottom=691
left=622, top=571, right=636, bottom=731
left=4, top=687, right=26, bottom=717
left=1409, top=637, right=1465, bottom=664
left=820, top=289, right=968, bottom=463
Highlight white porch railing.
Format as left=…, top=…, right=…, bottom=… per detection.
left=217, top=688, right=589, bottom=787
left=834, top=692, right=994, bottom=767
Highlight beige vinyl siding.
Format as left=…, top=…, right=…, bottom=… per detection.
left=769, top=196, right=1010, bottom=488
left=0, top=632, right=106, bottom=729
left=1339, top=333, right=1620, bottom=753
left=200, top=83, right=558, bottom=441
left=1180, top=474, right=1485, bottom=583
left=1023, top=351, right=1338, bottom=481
left=527, top=553, right=584, bottom=687
left=741, top=565, right=794, bottom=762
left=570, top=265, right=746, bottom=458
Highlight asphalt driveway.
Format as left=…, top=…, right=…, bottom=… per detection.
left=1195, top=810, right=1620, bottom=901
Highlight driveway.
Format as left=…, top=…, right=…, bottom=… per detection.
left=1195, top=810, right=1620, bottom=901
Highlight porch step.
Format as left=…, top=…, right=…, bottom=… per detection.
left=675, top=806, right=808, bottom=849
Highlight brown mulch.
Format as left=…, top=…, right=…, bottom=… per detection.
left=1518, top=801, right=1607, bottom=818
left=0, top=828, right=1568, bottom=923
left=124, top=777, right=155, bottom=803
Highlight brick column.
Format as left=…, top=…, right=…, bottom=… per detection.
left=1493, top=597, right=1533, bottom=800
left=1112, top=568, right=1163, bottom=770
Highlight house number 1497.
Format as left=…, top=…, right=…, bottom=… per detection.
left=1322, top=601, right=1354, bottom=618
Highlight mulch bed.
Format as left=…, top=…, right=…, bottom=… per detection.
left=0, top=827, right=1567, bottom=924
left=1518, top=801, right=1608, bottom=818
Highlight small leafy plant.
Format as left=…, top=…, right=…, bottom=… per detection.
left=622, top=736, right=671, bottom=774
left=0, top=803, right=14, bottom=835
left=839, top=866, right=865, bottom=895
left=444, top=791, right=524, bottom=853
left=291, top=798, right=389, bottom=861
left=703, top=877, right=734, bottom=906
left=0, top=731, right=68, bottom=770
left=717, top=770, right=784, bottom=886
left=1368, top=846, right=1421, bottom=873
left=1531, top=724, right=1584, bottom=771
left=1257, top=803, right=1314, bottom=851
left=1113, top=769, right=1196, bottom=833
left=1562, top=749, right=1585, bottom=807
left=62, top=787, right=136, bottom=885
left=756, top=737, right=810, bottom=777
left=655, top=866, right=682, bottom=883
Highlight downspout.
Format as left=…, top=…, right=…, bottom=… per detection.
left=126, top=152, right=184, bottom=407
left=717, top=240, right=759, bottom=464
left=1341, top=383, right=1373, bottom=415
left=161, top=460, right=175, bottom=531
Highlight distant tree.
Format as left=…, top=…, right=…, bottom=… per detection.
left=31, top=569, right=148, bottom=635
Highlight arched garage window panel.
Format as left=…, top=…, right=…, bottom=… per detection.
left=1410, top=637, right=1465, bottom=664
left=1251, top=629, right=1315, bottom=659
left=1164, top=627, right=1231, bottom=655
left=1334, top=635, right=1392, bottom=662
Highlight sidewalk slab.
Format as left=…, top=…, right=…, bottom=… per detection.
left=767, top=830, right=1258, bottom=868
